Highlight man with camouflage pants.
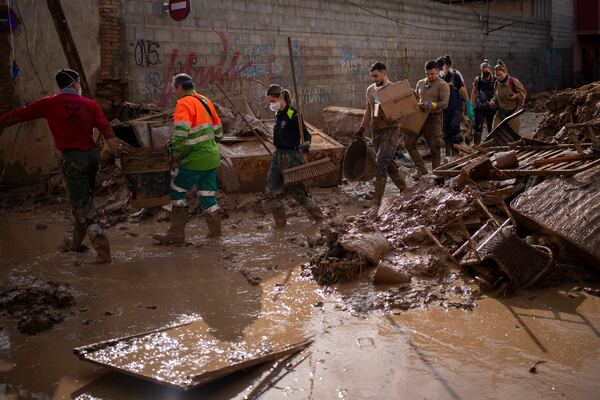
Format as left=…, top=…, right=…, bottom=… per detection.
left=407, top=60, right=450, bottom=179
left=354, top=62, right=407, bottom=212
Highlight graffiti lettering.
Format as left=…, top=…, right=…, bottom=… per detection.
left=159, top=32, right=256, bottom=105
left=131, top=39, right=161, bottom=67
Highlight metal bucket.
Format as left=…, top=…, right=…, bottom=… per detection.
left=343, top=138, right=376, bottom=181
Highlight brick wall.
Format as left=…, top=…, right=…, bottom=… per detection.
left=123, top=0, right=574, bottom=123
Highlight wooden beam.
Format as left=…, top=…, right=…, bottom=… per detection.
left=46, top=0, right=90, bottom=96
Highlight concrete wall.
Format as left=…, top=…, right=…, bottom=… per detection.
left=0, top=0, right=100, bottom=185
left=124, top=0, right=574, bottom=124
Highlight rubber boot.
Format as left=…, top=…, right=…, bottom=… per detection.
left=87, top=223, right=111, bottom=264
left=372, top=177, right=386, bottom=210
left=411, top=168, right=427, bottom=181
left=269, top=202, right=286, bottom=227
left=205, top=210, right=222, bottom=238
left=389, top=172, right=407, bottom=191
left=153, top=206, right=187, bottom=244
left=63, top=221, right=87, bottom=252
left=71, top=221, right=88, bottom=251
left=304, top=199, right=325, bottom=221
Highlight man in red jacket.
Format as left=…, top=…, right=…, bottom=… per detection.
left=0, top=69, right=120, bottom=263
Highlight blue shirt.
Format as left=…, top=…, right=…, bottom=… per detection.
left=442, top=71, right=464, bottom=112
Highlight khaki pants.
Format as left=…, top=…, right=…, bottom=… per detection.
left=405, top=113, right=442, bottom=174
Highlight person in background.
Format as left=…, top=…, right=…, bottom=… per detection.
left=408, top=60, right=450, bottom=178
left=437, top=57, right=467, bottom=155
left=471, top=59, right=497, bottom=144
left=490, top=59, right=527, bottom=134
left=153, top=73, right=224, bottom=244
left=354, top=62, right=407, bottom=211
left=264, top=84, right=325, bottom=226
left=0, top=69, right=120, bottom=263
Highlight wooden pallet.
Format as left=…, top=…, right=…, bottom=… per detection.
left=434, top=144, right=600, bottom=177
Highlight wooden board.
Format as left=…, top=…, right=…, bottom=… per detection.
left=434, top=144, right=600, bottom=178
left=74, top=318, right=311, bottom=391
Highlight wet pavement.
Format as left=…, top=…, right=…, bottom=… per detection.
left=1, top=184, right=599, bottom=399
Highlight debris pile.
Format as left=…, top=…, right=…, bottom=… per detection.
left=214, top=103, right=271, bottom=137
left=534, top=82, right=600, bottom=142
left=525, top=90, right=555, bottom=113
left=0, top=279, right=76, bottom=334
left=306, top=185, right=481, bottom=312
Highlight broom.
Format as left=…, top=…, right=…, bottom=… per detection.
left=282, top=36, right=337, bottom=185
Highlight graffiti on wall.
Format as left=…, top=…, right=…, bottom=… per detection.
left=130, top=39, right=162, bottom=67
left=130, top=32, right=333, bottom=111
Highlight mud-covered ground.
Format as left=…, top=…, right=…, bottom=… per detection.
left=1, top=112, right=600, bottom=399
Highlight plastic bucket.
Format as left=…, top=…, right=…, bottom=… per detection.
left=343, top=138, right=376, bottom=181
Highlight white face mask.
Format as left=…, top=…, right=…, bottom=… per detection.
left=269, top=101, right=281, bottom=112
left=77, top=86, right=82, bottom=96
left=439, top=70, right=447, bottom=78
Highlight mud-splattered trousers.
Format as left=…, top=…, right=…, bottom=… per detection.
left=60, top=147, right=107, bottom=247
left=265, top=149, right=317, bottom=212
left=61, top=147, right=100, bottom=224
left=169, top=167, right=218, bottom=212
left=372, top=126, right=402, bottom=180
left=405, top=113, right=442, bottom=174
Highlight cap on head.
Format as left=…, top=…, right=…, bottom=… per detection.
left=55, top=69, right=79, bottom=89
left=172, top=73, right=194, bottom=90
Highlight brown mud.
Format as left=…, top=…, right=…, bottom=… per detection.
left=1, top=114, right=599, bottom=399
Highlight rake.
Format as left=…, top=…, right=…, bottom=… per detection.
left=282, top=36, right=337, bottom=185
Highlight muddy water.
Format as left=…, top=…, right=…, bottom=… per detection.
left=1, top=187, right=600, bottom=399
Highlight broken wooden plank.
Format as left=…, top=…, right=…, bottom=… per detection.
left=75, top=316, right=313, bottom=391
left=47, top=0, right=90, bottom=96
left=422, top=226, right=461, bottom=267
left=457, top=217, right=481, bottom=261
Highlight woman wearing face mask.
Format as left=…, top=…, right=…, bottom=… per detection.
left=490, top=59, right=527, bottom=133
left=264, top=84, right=325, bottom=227
left=470, top=59, right=497, bottom=144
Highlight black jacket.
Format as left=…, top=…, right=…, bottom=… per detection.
left=273, top=106, right=311, bottom=150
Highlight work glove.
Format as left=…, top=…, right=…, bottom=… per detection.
left=466, top=100, right=475, bottom=120
left=300, top=142, right=310, bottom=154
left=114, top=157, right=122, bottom=170
left=353, top=127, right=365, bottom=140
left=419, top=101, right=434, bottom=112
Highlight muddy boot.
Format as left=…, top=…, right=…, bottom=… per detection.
left=205, top=210, right=222, bottom=238
left=389, top=172, right=407, bottom=191
left=372, top=177, right=386, bottom=211
left=474, top=132, right=481, bottom=145
left=411, top=167, right=427, bottom=181
left=62, top=221, right=88, bottom=252
left=71, top=221, right=87, bottom=251
left=272, top=207, right=287, bottom=227
left=305, top=199, right=325, bottom=221
left=87, top=223, right=111, bottom=264
left=153, top=206, right=187, bottom=244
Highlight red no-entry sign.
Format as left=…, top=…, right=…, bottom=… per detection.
left=168, top=0, right=190, bottom=21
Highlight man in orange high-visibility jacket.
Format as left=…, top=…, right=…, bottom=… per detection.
left=153, top=74, right=224, bottom=244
